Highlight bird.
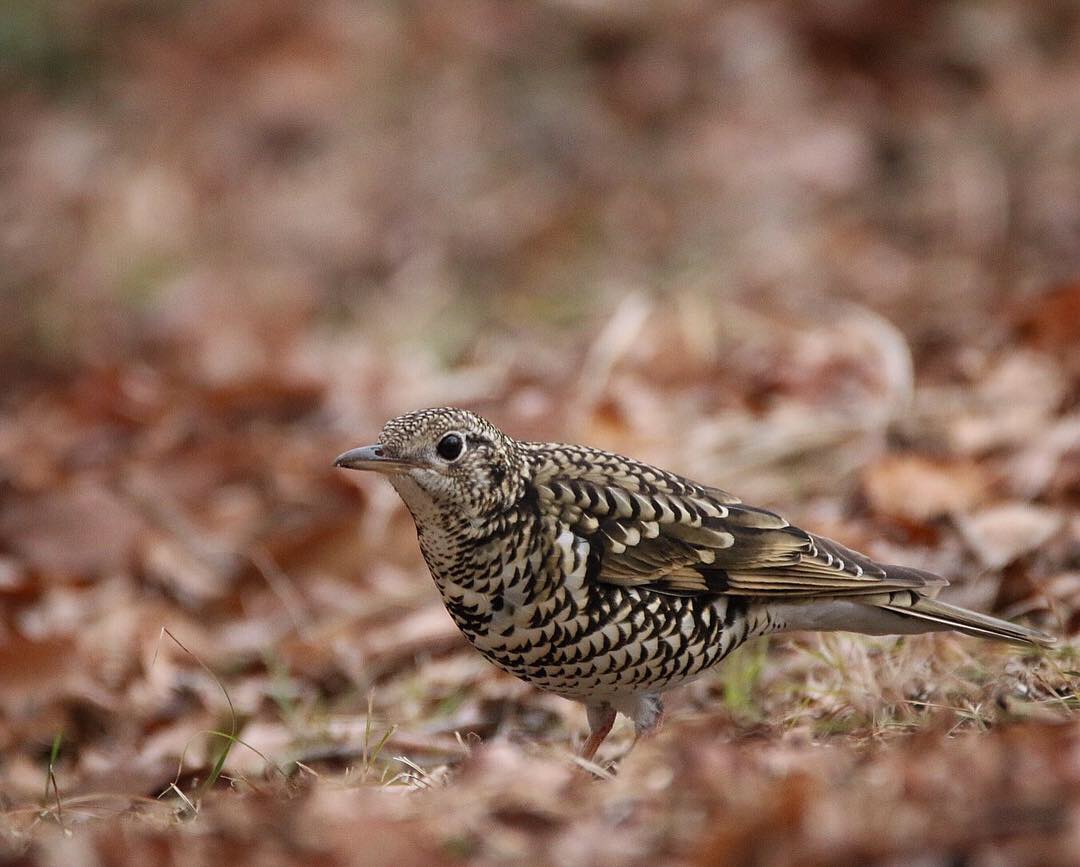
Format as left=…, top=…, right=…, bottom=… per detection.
left=334, top=407, right=1055, bottom=761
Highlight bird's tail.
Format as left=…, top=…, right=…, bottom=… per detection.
left=879, top=595, right=1056, bottom=647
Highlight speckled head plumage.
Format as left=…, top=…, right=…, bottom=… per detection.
left=336, top=407, right=525, bottom=518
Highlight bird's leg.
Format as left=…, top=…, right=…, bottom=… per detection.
left=581, top=702, right=617, bottom=761
left=631, top=693, right=665, bottom=748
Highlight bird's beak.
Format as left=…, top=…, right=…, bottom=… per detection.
left=333, top=444, right=414, bottom=474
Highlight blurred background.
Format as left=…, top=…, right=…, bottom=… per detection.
left=1, top=1, right=1079, bottom=862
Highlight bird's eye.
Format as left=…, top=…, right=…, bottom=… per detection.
left=436, top=433, right=465, bottom=462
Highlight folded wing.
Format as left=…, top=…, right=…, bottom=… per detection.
left=532, top=473, right=946, bottom=599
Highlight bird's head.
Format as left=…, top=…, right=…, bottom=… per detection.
left=334, top=407, right=525, bottom=518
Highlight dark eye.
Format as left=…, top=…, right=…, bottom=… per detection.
left=436, top=433, right=464, bottom=461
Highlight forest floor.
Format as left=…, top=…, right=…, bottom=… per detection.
left=3, top=3, right=1080, bottom=863
left=1, top=293, right=1078, bottom=865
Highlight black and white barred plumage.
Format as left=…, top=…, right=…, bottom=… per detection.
left=335, top=408, right=1055, bottom=759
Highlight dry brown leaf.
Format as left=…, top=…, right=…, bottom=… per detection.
left=862, top=454, right=990, bottom=523
left=0, top=484, right=146, bottom=578
left=956, top=503, right=1066, bottom=571
left=0, top=633, right=81, bottom=716
left=1014, top=281, right=1080, bottom=363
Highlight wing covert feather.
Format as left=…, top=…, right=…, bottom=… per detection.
left=525, top=447, right=947, bottom=599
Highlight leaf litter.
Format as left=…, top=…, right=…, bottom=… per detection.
left=2, top=2, right=1080, bottom=863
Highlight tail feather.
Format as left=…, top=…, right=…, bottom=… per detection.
left=880, top=596, right=1056, bottom=647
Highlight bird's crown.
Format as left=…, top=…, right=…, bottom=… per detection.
left=379, top=407, right=508, bottom=454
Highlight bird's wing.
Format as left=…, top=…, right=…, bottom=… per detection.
left=531, top=472, right=946, bottom=598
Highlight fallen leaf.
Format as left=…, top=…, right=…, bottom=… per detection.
left=956, top=503, right=1065, bottom=570
left=0, top=633, right=81, bottom=716
left=0, top=484, right=145, bottom=579
left=862, top=454, right=990, bottom=523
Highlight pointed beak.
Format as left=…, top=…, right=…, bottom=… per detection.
left=333, top=444, right=414, bottom=474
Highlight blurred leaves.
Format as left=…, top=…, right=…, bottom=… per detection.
left=0, top=2, right=101, bottom=93
left=1, top=0, right=1079, bottom=864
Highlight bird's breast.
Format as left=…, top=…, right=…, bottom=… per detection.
left=409, top=503, right=763, bottom=700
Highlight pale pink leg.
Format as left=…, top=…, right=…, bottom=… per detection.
left=581, top=703, right=617, bottom=761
